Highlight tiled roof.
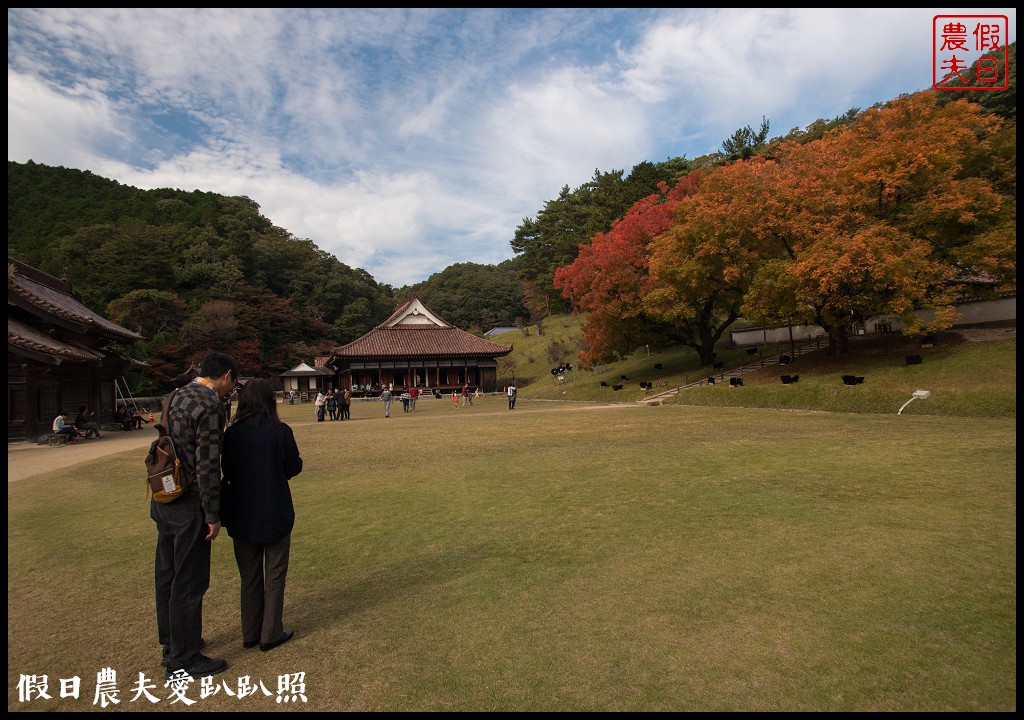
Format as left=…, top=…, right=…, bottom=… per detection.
left=332, top=325, right=513, bottom=360
left=8, top=317, right=105, bottom=363
left=330, top=297, right=513, bottom=360
left=8, top=257, right=142, bottom=342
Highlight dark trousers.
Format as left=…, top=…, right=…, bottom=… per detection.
left=152, top=492, right=210, bottom=668
left=233, top=534, right=291, bottom=645
left=343, top=403, right=350, bottom=420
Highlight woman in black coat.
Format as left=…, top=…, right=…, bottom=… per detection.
left=221, top=378, right=303, bottom=652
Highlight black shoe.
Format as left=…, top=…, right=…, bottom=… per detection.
left=165, top=654, right=227, bottom=681
left=243, top=639, right=259, bottom=649
left=162, top=638, right=206, bottom=667
left=260, top=628, right=293, bottom=652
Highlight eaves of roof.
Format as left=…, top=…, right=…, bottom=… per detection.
left=8, top=317, right=106, bottom=363
left=8, top=258, right=142, bottom=342
left=331, top=326, right=512, bottom=360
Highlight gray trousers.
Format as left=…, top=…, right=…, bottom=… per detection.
left=232, top=534, right=291, bottom=645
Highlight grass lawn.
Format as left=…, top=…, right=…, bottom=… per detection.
left=7, top=396, right=1016, bottom=711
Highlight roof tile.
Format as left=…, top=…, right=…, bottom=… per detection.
left=332, top=325, right=512, bottom=359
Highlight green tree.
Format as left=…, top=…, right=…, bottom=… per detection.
left=511, top=164, right=678, bottom=316
left=180, top=300, right=240, bottom=353
left=407, top=261, right=529, bottom=333
left=7, top=160, right=395, bottom=387
left=935, top=41, right=1016, bottom=120
left=720, top=117, right=771, bottom=161
left=106, top=289, right=188, bottom=337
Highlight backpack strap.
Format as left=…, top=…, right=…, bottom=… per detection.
left=161, top=389, right=177, bottom=433
left=162, top=389, right=193, bottom=487
left=146, top=389, right=181, bottom=500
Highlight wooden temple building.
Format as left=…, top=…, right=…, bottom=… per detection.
left=278, top=360, right=335, bottom=400
left=8, top=257, right=143, bottom=442
left=325, top=298, right=513, bottom=394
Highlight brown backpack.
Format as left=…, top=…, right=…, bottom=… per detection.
left=145, top=390, right=191, bottom=503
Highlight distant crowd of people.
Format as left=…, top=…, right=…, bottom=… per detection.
left=301, top=382, right=518, bottom=419
left=312, top=387, right=353, bottom=421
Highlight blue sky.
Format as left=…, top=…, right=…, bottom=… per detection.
left=7, top=8, right=1016, bottom=287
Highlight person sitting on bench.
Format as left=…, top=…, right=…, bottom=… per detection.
left=113, top=407, right=134, bottom=431
left=75, top=406, right=102, bottom=438
left=52, top=411, right=81, bottom=441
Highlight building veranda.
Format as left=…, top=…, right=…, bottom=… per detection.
left=325, top=298, right=513, bottom=395
left=8, top=257, right=144, bottom=442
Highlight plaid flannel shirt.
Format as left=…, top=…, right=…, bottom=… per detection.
left=167, top=382, right=227, bottom=524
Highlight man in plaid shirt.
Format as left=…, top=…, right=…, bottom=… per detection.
left=153, top=351, right=238, bottom=680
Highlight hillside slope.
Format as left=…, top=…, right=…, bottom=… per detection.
left=495, top=316, right=1015, bottom=418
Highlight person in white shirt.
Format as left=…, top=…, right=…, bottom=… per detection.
left=52, top=411, right=81, bottom=440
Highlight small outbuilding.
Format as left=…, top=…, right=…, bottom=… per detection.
left=278, top=361, right=335, bottom=400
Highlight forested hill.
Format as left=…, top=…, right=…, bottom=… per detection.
left=8, top=160, right=396, bottom=391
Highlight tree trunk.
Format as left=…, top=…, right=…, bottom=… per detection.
left=826, top=325, right=849, bottom=355
left=697, top=344, right=716, bottom=366
left=693, top=323, right=718, bottom=366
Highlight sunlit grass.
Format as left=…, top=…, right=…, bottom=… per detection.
left=507, top=321, right=1015, bottom=418
left=7, top=397, right=1016, bottom=711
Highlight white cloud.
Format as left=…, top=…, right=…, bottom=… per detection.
left=7, top=8, right=1017, bottom=287
left=7, top=70, right=128, bottom=168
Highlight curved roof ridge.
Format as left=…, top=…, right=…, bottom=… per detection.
left=8, top=257, right=142, bottom=342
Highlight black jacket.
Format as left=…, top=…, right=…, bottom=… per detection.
left=220, top=420, right=303, bottom=544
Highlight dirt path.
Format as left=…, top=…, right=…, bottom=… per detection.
left=7, top=430, right=156, bottom=484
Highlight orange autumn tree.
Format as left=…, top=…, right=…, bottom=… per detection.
left=735, top=131, right=950, bottom=355
left=641, top=92, right=1009, bottom=359
left=951, top=113, right=1016, bottom=290
left=757, top=93, right=1003, bottom=354
left=553, top=172, right=703, bottom=368
left=741, top=92, right=1009, bottom=354
left=643, top=158, right=790, bottom=365
left=558, top=92, right=1011, bottom=365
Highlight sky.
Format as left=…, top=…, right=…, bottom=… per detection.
left=7, top=8, right=1017, bottom=288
